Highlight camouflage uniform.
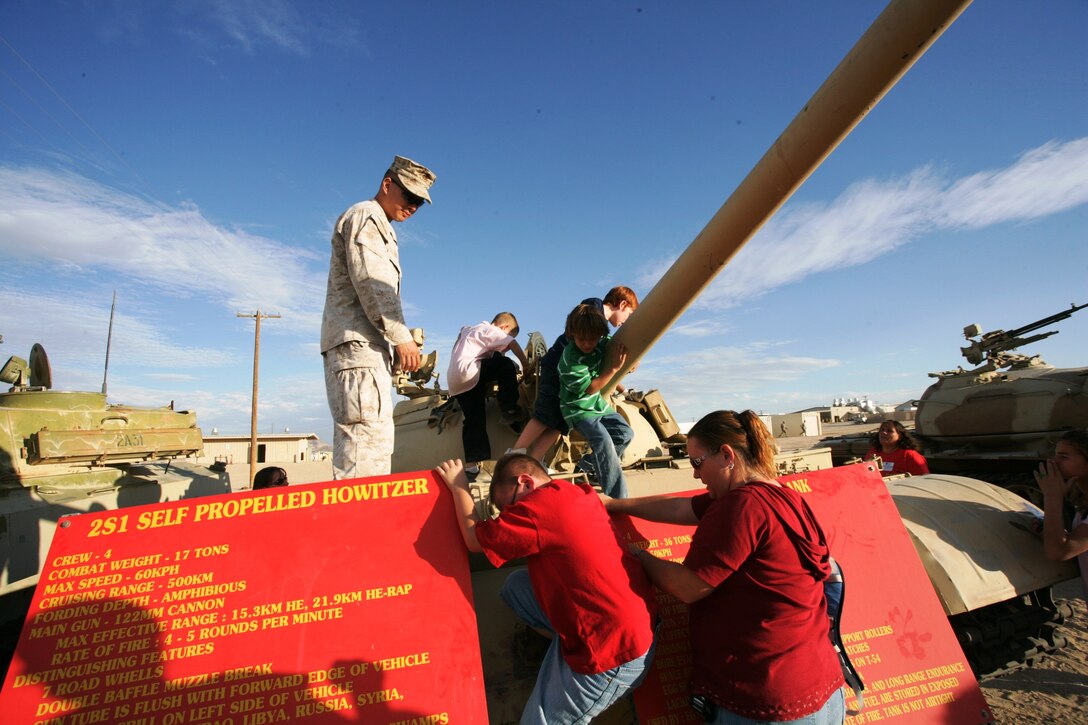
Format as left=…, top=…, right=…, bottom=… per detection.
left=321, top=199, right=413, bottom=479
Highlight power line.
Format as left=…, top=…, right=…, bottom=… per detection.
left=0, top=33, right=146, bottom=184
left=0, top=65, right=98, bottom=159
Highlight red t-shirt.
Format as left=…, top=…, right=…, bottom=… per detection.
left=865, top=447, right=929, bottom=476
left=475, top=480, right=656, bottom=674
left=685, top=485, right=844, bottom=719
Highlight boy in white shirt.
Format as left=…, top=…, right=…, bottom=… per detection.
left=447, top=312, right=530, bottom=479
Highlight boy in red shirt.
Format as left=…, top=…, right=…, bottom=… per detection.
left=436, top=453, right=657, bottom=723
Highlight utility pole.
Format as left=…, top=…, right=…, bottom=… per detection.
left=237, top=310, right=281, bottom=486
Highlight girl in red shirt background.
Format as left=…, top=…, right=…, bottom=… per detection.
left=864, top=420, right=929, bottom=477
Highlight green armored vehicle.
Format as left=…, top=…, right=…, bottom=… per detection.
left=0, top=338, right=230, bottom=634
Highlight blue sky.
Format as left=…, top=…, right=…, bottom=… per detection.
left=1, top=0, right=1085, bottom=443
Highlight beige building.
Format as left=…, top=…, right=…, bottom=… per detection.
left=767, top=412, right=822, bottom=438
left=198, top=433, right=322, bottom=466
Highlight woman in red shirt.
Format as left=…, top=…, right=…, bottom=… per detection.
left=606, top=410, right=844, bottom=724
left=864, top=420, right=929, bottom=477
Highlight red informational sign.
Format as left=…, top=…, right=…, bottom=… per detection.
left=619, top=463, right=993, bottom=725
left=0, top=471, right=487, bottom=724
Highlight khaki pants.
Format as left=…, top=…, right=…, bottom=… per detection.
left=324, top=355, right=393, bottom=480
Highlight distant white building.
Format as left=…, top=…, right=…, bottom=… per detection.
left=198, top=433, right=321, bottom=465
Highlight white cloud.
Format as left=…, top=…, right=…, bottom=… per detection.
left=166, top=0, right=366, bottom=57
left=669, top=319, right=733, bottom=338
left=0, top=289, right=236, bottom=374
left=202, top=0, right=310, bottom=55
left=183, top=371, right=331, bottom=438
left=145, top=373, right=199, bottom=381
left=628, top=343, right=841, bottom=421
left=936, top=139, right=1088, bottom=228
left=625, top=344, right=932, bottom=420
left=0, top=166, right=325, bottom=336
left=636, top=138, right=1088, bottom=311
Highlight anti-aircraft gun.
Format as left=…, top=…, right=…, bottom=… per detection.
left=959, top=302, right=1087, bottom=370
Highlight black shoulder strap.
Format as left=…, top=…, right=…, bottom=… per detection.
left=756, top=487, right=866, bottom=714
left=826, top=558, right=865, bottom=714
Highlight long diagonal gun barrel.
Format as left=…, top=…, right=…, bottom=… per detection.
left=605, top=0, right=973, bottom=394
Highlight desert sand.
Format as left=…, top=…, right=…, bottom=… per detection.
left=980, top=578, right=1087, bottom=723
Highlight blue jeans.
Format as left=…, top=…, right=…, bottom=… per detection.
left=707, top=688, right=845, bottom=725
left=573, top=412, right=632, bottom=498
left=501, top=569, right=656, bottom=725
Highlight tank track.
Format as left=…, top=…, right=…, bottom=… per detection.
left=949, top=586, right=1074, bottom=680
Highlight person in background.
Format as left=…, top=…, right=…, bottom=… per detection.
left=1036, top=429, right=1088, bottom=601
left=513, top=286, right=638, bottom=462
left=320, top=155, right=436, bottom=480
left=863, top=420, right=929, bottom=477
left=558, top=304, right=632, bottom=498
left=436, top=453, right=657, bottom=723
left=605, top=410, right=845, bottom=724
left=447, top=312, right=531, bottom=480
left=253, top=466, right=288, bottom=490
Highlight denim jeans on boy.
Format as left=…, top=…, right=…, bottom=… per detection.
left=573, top=411, right=632, bottom=498
left=501, top=569, right=656, bottom=725
left=706, top=687, right=845, bottom=725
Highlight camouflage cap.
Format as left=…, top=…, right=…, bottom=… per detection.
left=388, top=155, right=436, bottom=203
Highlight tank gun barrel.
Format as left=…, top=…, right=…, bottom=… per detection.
left=960, top=301, right=1087, bottom=365
left=604, top=0, right=973, bottom=394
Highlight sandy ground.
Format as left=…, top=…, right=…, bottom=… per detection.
left=980, top=578, right=1088, bottom=723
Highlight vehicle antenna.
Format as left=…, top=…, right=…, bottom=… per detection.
left=102, top=290, right=116, bottom=396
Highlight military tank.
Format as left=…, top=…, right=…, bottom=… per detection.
left=0, top=336, right=230, bottom=644
left=821, top=302, right=1088, bottom=502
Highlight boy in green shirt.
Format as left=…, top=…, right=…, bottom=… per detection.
left=558, top=304, right=633, bottom=498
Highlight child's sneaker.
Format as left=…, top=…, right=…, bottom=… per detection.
left=500, top=406, right=530, bottom=426
left=574, top=457, right=598, bottom=481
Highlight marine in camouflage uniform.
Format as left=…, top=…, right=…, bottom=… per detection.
left=320, top=156, right=436, bottom=479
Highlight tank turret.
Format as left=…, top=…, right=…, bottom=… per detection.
left=0, top=338, right=230, bottom=602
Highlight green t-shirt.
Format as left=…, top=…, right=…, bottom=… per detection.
left=558, top=336, right=615, bottom=426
